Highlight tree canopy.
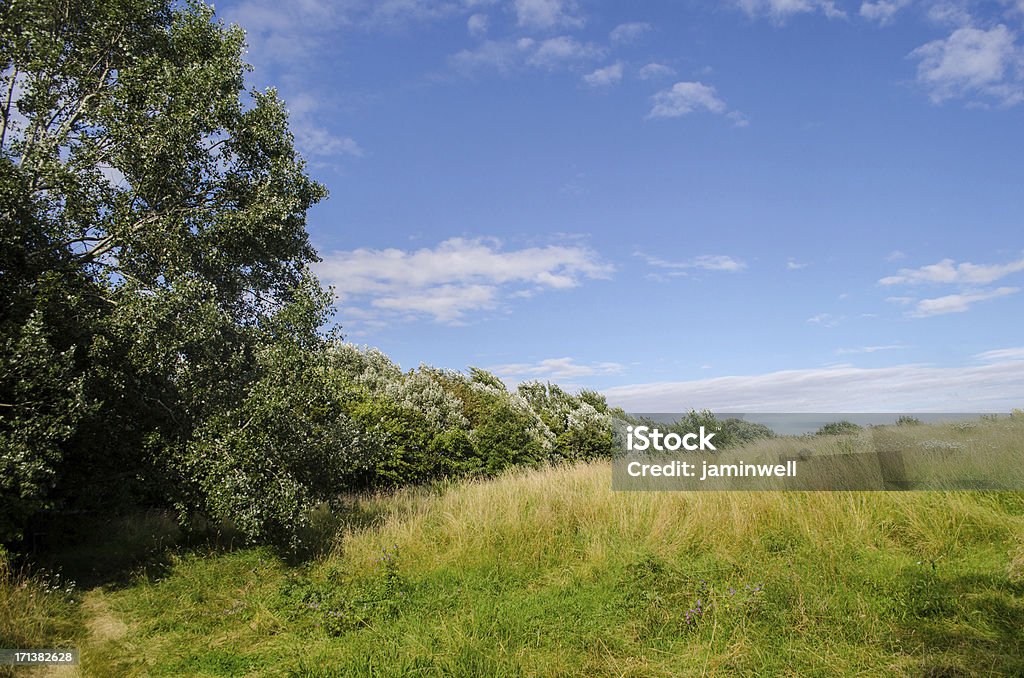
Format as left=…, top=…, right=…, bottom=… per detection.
left=1, top=0, right=328, bottom=543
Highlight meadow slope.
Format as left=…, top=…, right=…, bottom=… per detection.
left=10, top=457, right=1018, bottom=677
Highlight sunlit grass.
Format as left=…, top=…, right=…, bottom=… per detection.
left=4, top=417, right=1024, bottom=676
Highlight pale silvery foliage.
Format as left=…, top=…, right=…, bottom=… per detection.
left=329, top=343, right=403, bottom=390
left=566, top=400, right=612, bottom=432
left=329, top=343, right=469, bottom=432
left=391, top=368, right=470, bottom=432
left=467, top=379, right=556, bottom=454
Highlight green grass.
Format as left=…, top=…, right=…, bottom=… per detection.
left=5, top=419, right=1024, bottom=676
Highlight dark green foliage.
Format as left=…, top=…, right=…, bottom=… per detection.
left=657, top=410, right=775, bottom=450
left=182, top=301, right=379, bottom=549
left=1, top=0, right=328, bottom=545
left=435, top=370, right=550, bottom=474
left=719, top=418, right=776, bottom=446
left=817, top=420, right=863, bottom=436
left=896, top=415, right=922, bottom=426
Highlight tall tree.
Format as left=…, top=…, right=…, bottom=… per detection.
left=0, top=0, right=329, bottom=542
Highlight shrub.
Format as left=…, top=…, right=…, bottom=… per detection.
left=816, top=421, right=863, bottom=436
left=180, top=335, right=382, bottom=550
left=517, top=382, right=617, bottom=462
left=718, top=418, right=776, bottom=446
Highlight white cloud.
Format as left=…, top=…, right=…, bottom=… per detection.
left=910, top=24, right=1024, bottom=105
left=527, top=36, right=604, bottom=68
left=316, top=237, right=612, bottom=324
left=610, top=22, right=651, bottom=44
left=467, top=13, right=489, bottom=37
left=726, top=110, right=751, bottom=127
left=806, top=312, right=843, bottom=326
left=859, top=0, right=911, bottom=25
left=358, top=0, right=476, bottom=29
left=637, top=62, right=676, bottom=80
left=582, top=62, right=624, bottom=87
left=879, top=256, right=1024, bottom=285
left=450, top=39, right=530, bottom=74
left=648, top=82, right=739, bottom=120
left=291, top=121, right=364, bottom=158
left=638, top=252, right=747, bottom=273
left=690, top=255, right=747, bottom=271
left=786, top=259, right=807, bottom=270
left=733, top=0, right=846, bottom=21
left=602, top=361, right=1024, bottom=411
left=489, top=357, right=625, bottom=381
left=925, top=2, right=974, bottom=27
left=281, top=92, right=364, bottom=160
left=909, top=286, right=1019, bottom=317
left=513, top=0, right=583, bottom=30
left=975, top=346, right=1024, bottom=361
left=835, top=344, right=906, bottom=355
left=886, top=249, right=906, bottom=261
left=880, top=256, right=1024, bottom=318
left=225, top=0, right=345, bottom=68
left=370, top=284, right=497, bottom=323
left=451, top=35, right=604, bottom=75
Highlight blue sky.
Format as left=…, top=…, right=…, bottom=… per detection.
left=219, top=0, right=1024, bottom=411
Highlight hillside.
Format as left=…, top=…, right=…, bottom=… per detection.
left=6, top=447, right=1023, bottom=676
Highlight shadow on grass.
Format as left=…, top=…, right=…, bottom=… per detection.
left=892, top=568, right=1024, bottom=676
left=19, top=497, right=391, bottom=588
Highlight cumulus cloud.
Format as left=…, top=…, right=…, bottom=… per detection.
left=880, top=256, right=1024, bottom=317
left=835, top=344, right=906, bottom=355
left=582, top=62, right=624, bottom=87
left=450, top=39, right=530, bottom=74
left=513, top=0, right=584, bottom=30
left=282, top=92, right=364, bottom=161
left=316, top=238, right=612, bottom=324
left=224, top=0, right=345, bottom=68
left=879, top=256, right=1024, bottom=285
left=909, top=24, right=1024, bottom=105
left=489, top=357, right=625, bottom=381
left=859, top=0, right=912, bottom=25
left=291, top=122, right=364, bottom=158
left=467, top=13, right=489, bottom=37
left=727, top=110, right=751, bottom=126
left=925, top=1, right=976, bottom=27
left=637, top=252, right=747, bottom=274
left=527, top=36, right=605, bottom=68
left=452, top=34, right=605, bottom=74
left=609, top=22, right=652, bottom=44
left=910, top=286, right=1019, bottom=317
left=602, top=361, right=1024, bottom=411
left=648, top=81, right=727, bottom=118
left=733, top=0, right=846, bottom=21
left=806, top=312, right=843, bottom=327
left=637, top=62, right=676, bottom=80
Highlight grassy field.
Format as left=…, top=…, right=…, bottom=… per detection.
left=3, top=423, right=1024, bottom=676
